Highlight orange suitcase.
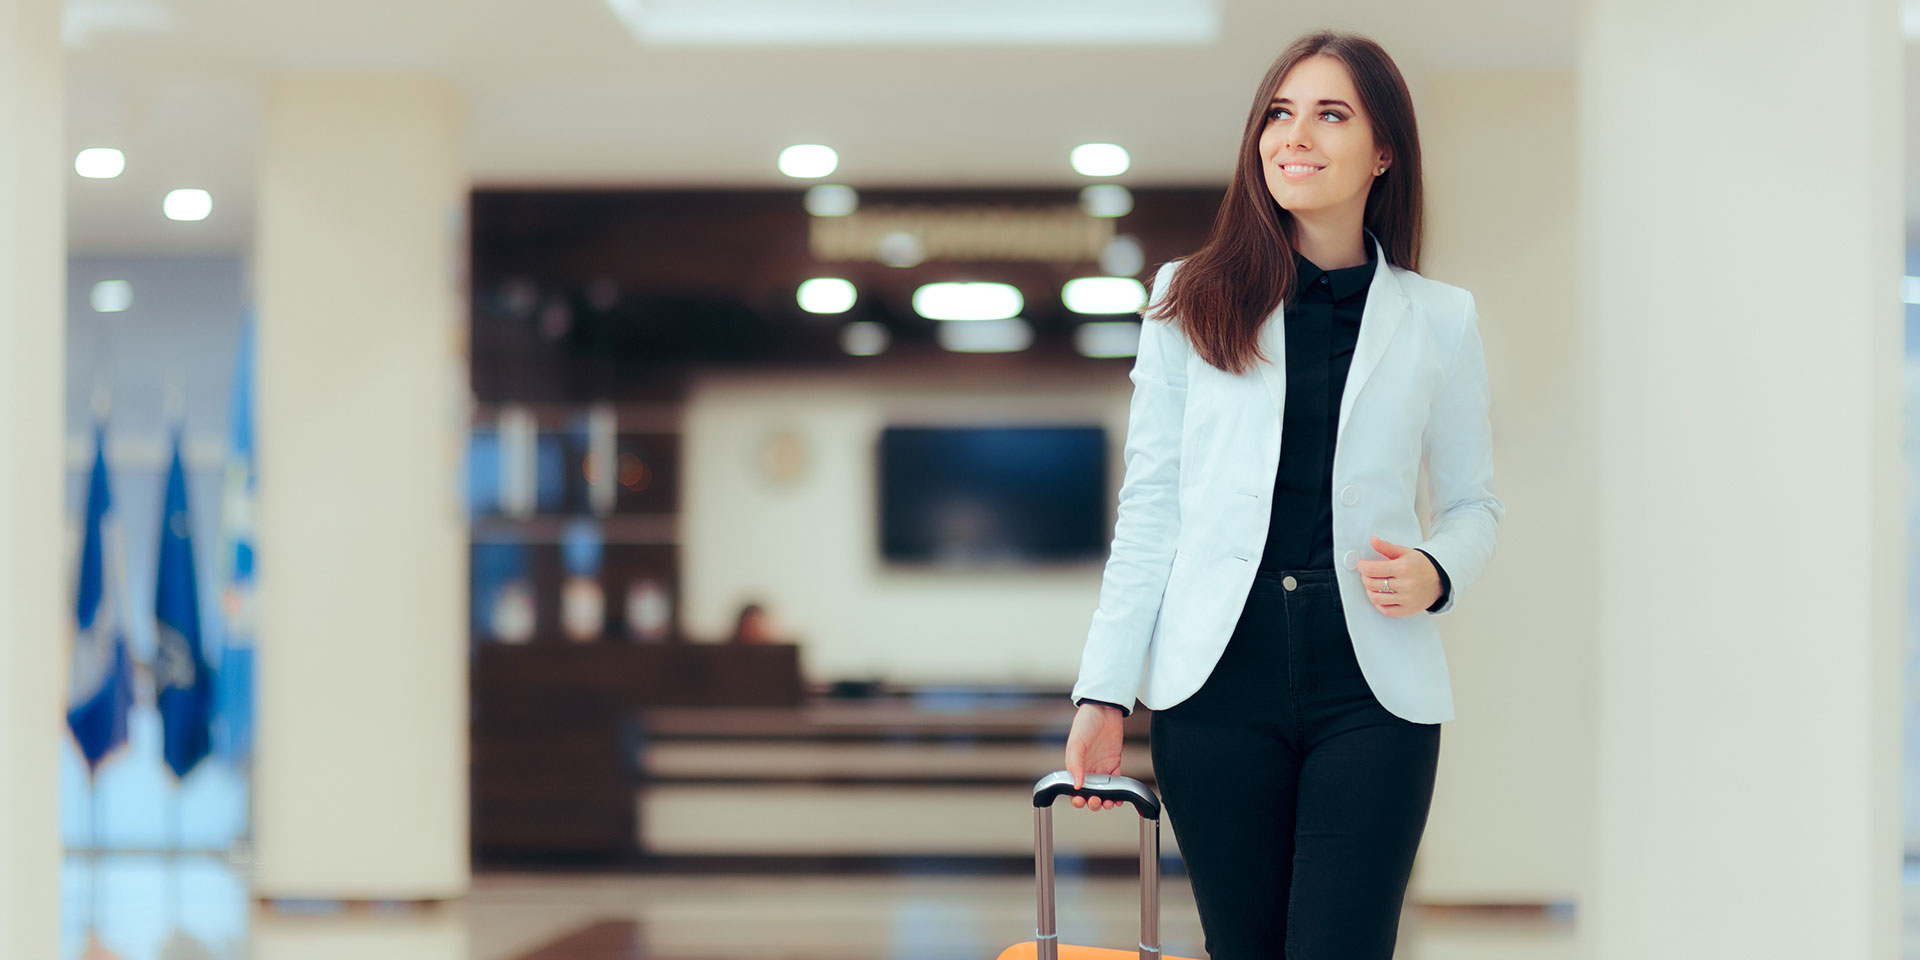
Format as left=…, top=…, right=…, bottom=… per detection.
left=995, top=771, right=1202, bottom=960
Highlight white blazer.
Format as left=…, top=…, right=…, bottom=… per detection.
left=1070, top=232, right=1505, bottom=724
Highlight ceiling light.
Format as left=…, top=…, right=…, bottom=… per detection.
left=74, top=148, right=124, bottom=179
left=1100, top=235, right=1145, bottom=277
left=805, top=184, right=859, bottom=217
left=937, top=317, right=1033, bottom=353
left=877, top=232, right=925, bottom=268
left=798, top=278, right=857, bottom=314
left=1074, top=321, right=1141, bottom=358
left=1070, top=143, right=1130, bottom=177
left=163, top=188, right=212, bottom=222
left=1062, top=277, right=1147, bottom=315
left=1079, top=184, right=1133, bottom=219
left=90, top=280, right=132, bottom=313
left=601, top=0, right=1221, bottom=46
left=912, top=282, right=1024, bottom=321
left=841, top=321, right=890, bottom=356
left=778, top=144, right=838, bottom=179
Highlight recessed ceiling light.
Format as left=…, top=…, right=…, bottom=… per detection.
left=876, top=232, right=925, bottom=268
left=163, top=188, right=212, bottom=222
left=798, top=278, right=857, bottom=314
left=1100, top=235, right=1146, bottom=277
left=75, top=148, right=125, bottom=179
left=912, top=282, right=1024, bottom=322
left=90, top=280, right=133, bottom=313
left=937, top=317, right=1033, bottom=353
left=1070, top=143, right=1129, bottom=177
left=1079, top=184, right=1133, bottom=219
left=840, top=321, right=890, bottom=356
left=778, top=144, right=838, bottom=179
left=1062, top=277, right=1147, bottom=315
left=805, top=184, right=859, bottom=217
left=1074, top=321, right=1141, bottom=358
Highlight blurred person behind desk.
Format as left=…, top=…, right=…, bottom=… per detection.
left=730, top=600, right=781, bottom=644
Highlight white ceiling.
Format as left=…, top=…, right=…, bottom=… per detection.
left=58, top=0, right=1908, bottom=258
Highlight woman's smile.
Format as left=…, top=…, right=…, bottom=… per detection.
left=1279, top=162, right=1326, bottom=181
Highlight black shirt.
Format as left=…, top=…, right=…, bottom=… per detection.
left=1260, top=243, right=1377, bottom=573
left=1077, top=240, right=1451, bottom=717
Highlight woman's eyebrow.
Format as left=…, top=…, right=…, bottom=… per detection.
left=1269, top=97, right=1353, bottom=109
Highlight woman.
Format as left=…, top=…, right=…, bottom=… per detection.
left=1060, top=30, right=1506, bottom=960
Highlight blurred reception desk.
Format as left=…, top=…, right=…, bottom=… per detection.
left=471, top=640, right=808, bottom=863
left=631, top=692, right=1167, bottom=869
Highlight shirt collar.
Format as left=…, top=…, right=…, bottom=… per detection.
left=1293, top=228, right=1379, bottom=302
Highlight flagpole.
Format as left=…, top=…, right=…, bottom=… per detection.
left=87, top=767, right=99, bottom=933
left=168, top=780, right=182, bottom=931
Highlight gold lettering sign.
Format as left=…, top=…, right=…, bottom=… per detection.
left=809, top=203, right=1114, bottom=263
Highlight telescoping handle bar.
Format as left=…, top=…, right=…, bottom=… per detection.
left=1029, top=771, right=1162, bottom=960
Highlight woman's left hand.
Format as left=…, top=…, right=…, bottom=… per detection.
left=1355, top=536, right=1440, bottom=617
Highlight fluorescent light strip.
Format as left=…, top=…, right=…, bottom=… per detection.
left=604, top=0, right=1221, bottom=46
left=912, top=282, right=1023, bottom=321
left=798, top=278, right=857, bottom=314
left=1062, top=277, right=1147, bottom=315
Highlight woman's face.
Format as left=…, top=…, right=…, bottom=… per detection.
left=1257, top=55, right=1388, bottom=221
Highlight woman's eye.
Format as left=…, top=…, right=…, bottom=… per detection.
left=1267, top=107, right=1344, bottom=122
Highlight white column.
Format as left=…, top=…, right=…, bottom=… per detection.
left=0, top=0, right=65, bottom=953
left=1581, top=0, right=1903, bottom=956
left=254, top=74, right=468, bottom=900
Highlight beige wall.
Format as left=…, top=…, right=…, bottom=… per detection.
left=0, top=0, right=66, bottom=954
left=1412, top=68, right=1588, bottom=904
left=681, top=368, right=1131, bottom=685
left=254, top=74, right=469, bottom=900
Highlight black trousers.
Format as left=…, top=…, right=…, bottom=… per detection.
left=1149, top=566, right=1441, bottom=960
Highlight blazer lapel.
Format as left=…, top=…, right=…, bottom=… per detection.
left=1335, top=232, right=1409, bottom=448
left=1255, top=300, right=1288, bottom=416
left=1253, top=230, right=1410, bottom=449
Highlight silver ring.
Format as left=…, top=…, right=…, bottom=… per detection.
left=1380, top=576, right=1395, bottom=594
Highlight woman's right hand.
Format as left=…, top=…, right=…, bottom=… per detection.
left=1063, top=703, right=1128, bottom=812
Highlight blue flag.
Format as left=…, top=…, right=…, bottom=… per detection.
left=215, top=316, right=257, bottom=766
left=68, top=423, right=134, bottom=772
left=156, top=428, right=213, bottom=779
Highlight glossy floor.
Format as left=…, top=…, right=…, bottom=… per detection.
left=52, top=854, right=1920, bottom=959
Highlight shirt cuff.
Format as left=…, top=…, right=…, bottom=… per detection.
left=1414, top=547, right=1451, bottom=613
left=1075, top=697, right=1132, bottom=718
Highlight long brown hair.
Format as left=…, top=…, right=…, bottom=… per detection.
left=1147, top=31, right=1424, bottom=375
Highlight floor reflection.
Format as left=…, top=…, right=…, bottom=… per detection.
left=58, top=855, right=1588, bottom=960
left=61, top=855, right=246, bottom=960
left=250, top=901, right=467, bottom=960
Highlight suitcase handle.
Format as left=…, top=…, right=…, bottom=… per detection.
left=1031, top=771, right=1161, bottom=820
left=1029, top=771, right=1161, bottom=960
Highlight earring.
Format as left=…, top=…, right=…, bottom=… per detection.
left=1376, top=166, right=1386, bottom=175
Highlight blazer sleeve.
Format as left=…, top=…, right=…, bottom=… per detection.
left=1068, top=260, right=1189, bottom=715
left=1415, top=290, right=1506, bottom=616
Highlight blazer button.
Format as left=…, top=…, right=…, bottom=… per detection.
left=1339, top=485, right=1359, bottom=506
left=1342, top=549, right=1359, bottom=570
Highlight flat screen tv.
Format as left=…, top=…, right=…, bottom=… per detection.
left=879, top=425, right=1108, bottom=565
